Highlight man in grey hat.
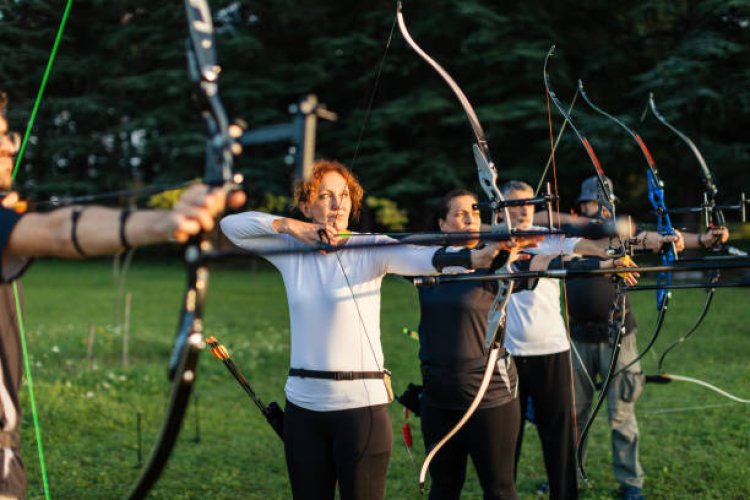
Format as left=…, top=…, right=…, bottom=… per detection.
left=576, top=175, right=615, bottom=209
left=566, top=176, right=728, bottom=500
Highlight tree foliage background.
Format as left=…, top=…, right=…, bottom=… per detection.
left=1, top=0, right=749, bottom=229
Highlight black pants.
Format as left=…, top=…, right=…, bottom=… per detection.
left=421, top=399, right=520, bottom=500
left=514, top=351, right=578, bottom=500
left=283, top=401, right=392, bottom=500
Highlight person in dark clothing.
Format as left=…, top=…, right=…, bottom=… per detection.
left=417, top=189, right=522, bottom=500
left=568, top=176, right=728, bottom=500
left=415, top=188, right=637, bottom=500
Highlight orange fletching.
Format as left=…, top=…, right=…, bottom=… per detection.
left=207, top=337, right=230, bottom=360
left=13, top=200, right=27, bottom=213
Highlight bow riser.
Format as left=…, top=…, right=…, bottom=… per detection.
left=646, top=169, right=675, bottom=310
left=576, top=81, right=677, bottom=311
left=129, top=1, right=238, bottom=495
left=484, top=262, right=514, bottom=350
left=473, top=145, right=512, bottom=231
left=395, top=5, right=515, bottom=492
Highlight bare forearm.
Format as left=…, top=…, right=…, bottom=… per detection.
left=8, top=207, right=174, bottom=258
left=6, top=184, right=238, bottom=259
left=533, top=211, right=586, bottom=227
left=682, top=230, right=728, bottom=250
left=572, top=238, right=611, bottom=258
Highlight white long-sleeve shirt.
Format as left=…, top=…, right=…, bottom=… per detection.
left=220, top=212, right=439, bottom=411
left=505, top=229, right=580, bottom=356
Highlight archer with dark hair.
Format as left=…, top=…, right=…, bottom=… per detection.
left=416, top=189, right=522, bottom=499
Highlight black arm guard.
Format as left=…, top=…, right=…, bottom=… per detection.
left=432, top=247, right=473, bottom=271
left=548, top=255, right=601, bottom=271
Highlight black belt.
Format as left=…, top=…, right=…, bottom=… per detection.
left=288, top=368, right=386, bottom=381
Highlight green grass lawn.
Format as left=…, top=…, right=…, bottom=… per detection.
left=14, top=259, right=750, bottom=499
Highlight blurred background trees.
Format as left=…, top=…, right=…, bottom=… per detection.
left=1, top=0, right=748, bottom=230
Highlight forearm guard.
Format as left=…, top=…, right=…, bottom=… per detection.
left=432, top=247, right=473, bottom=271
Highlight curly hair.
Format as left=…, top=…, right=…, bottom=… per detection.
left=293, top=160, right=364, bottom=221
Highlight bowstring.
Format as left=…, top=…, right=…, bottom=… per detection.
left=319, top=229, right=383, bottom=404
left=535, top=89, right=578, bottom=196
left=328, top=10, right=400, bottom=398
left=349, top=13, right=398, bottom=170
left=545, top=85, right=583, bottom=450
left=8, top=1, right=75, bottom=497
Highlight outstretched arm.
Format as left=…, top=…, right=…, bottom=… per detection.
left=6, top=184, right=243, bottom=258
left=682, top=226, right=730, bottom=250
left=525, top=253, right=639, bottom=286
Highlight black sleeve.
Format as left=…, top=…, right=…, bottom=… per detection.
left=547, top=255, right=601, bottom=272
left=432, top=247, right=473, bottom=271
left=0, top=208, right=22, bottom=254
left=0, top=208, right=31, bottom=283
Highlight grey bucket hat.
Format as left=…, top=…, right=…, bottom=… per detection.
left=576, top=175, right=617, bottom=204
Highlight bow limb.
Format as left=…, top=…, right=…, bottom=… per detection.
left=396, top=4, right=514, bottom=492
left=646, top=94, right=725, bottom=227
left=128, top=1, right=240, bottom=497
left=395, top=3, right=512, bottom=232
left=642, top=94, right=725, bottom=372
left=543, top=47, right=618, bottom=227
left=656, top=282, right=715, bottom=373
left=395, top=2, right=486, bottom=149
left=576, top=82, right=676, bottom=381
left=417, top=346, right=501, bottom=492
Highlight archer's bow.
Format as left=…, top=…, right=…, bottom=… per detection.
left=543, top=48, right=618, bottom=231
left=578, top=81, right=677, bottom=308
left=642, top=94, right=724, bottom=373
left=577, top=82, right=675, bottom=377
left=542, top=46, right=629, bottom=482
left=128, top=1, right=241, bottom=497
left=396, top=3, right=515, bottom=493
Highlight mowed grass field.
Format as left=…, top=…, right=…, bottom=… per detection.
left=14, top=258, right=750, bottom=499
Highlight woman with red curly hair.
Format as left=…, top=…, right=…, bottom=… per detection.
left=221, top=160, right=507, bottom=500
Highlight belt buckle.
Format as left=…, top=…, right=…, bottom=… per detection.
left=337, top=371, right=354, bottom=380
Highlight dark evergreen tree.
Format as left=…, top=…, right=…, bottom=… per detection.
left=0, top=0, right=747, bottom=229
